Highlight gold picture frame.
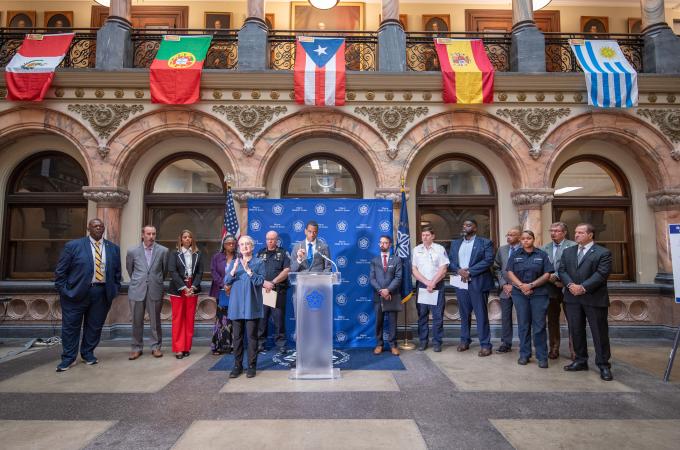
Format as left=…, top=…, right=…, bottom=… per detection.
left=45, top=11, right=73, bottom=29
left=291, top=1, right=364, bottom=31
left=581, top=16, right=609, bottom=33
left=265, top=13, right=275, bottom=29
left=204, top=12, right=231, bottom=30
left=422, top=14, right=450, bottom=32
left=627, top=18, right=642, bottom=34
left=7, top=10, right=36, bottom=28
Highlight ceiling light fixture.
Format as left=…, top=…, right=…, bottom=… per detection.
left=533, top=0, right=552, bottom=11
left=309, top=0, right=339, bottom=10
left=94, top=0, right=111, bottom=7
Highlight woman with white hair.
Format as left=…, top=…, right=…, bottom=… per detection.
left=224, top=235, right=265, bottom=378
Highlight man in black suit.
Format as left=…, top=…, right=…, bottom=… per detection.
left=369, top=235, right=403, bottom=356
left=558, top=222, right=614, bottom=381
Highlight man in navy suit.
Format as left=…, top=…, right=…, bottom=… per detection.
left=369, top=235, right=403, bottom=356
left=449, top=219, right=495, bottom=356
left=54, top=218, right=121, bottom=372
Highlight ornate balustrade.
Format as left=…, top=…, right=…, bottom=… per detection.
left=0, top=28, right=97, bottom=68
left=544, top=33, right=643, bottom=72
left=406, top=32, right=511, bottom=72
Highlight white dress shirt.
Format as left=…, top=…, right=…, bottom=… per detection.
left=412, top=243, right=450, bottom=280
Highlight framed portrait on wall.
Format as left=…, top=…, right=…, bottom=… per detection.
left=45, top=11, right=73, bottom=29
left=628, top=18, right=642, bottom=34
left=265, top=13, right=275, bottom=29
left=379, top=14, right=408, bottom=30
left=581, top=16, right=609, bottom=33
left=205, top=12, right=231, bottom=30
left=422, top=14, right=450, bottom=33
left=291, top=1, right=364, bottom=31
left=7, top=11, right=36, bottom=28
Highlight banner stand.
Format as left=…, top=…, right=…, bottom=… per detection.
left=663, top=326, right=680, bottom=382
left=664, top=223, right=680, bottom=382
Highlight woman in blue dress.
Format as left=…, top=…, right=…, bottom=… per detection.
left=224, top=235, right=265, bottom=379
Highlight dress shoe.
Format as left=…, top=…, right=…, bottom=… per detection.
left=175, top=353, right=184, bottom=360
left=496, top=344, right=511, bottom=353
left=433, top=345, right=442, bottom=353
left=152, top=349, right=163, bottom=358
left=257, top=346, right=266, bottom=354
left=391, top=347, right=400, bottom=356
left=563, top=361, right=589, bottom=371
left=417, top=343, right=428, bottom=351
left=56, top=361, right=75, bottom=372
left=548, top=350, right=559, bottom=360
left=182, top=351, right=190, bottom=357
left=129, top=351, right=142, bottom=361
left=81, top=356, right=99, bottom=365
left=373, top=346, right=383, bottom=355
left=600, top=367, right=613, bottom=381
left=538, top=360, right=549, bottom=369
left=229, top=366, right=243, bottom=378
left=478, top=348, right=492, bottom=357
left=246, top=367, right=257, bottom=378
left=517, top=357, right=529, bottom=365
left=457, top=343, right=470, bottom=352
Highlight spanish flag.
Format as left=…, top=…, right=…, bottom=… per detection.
left=434, top=39, right=494, bottom=104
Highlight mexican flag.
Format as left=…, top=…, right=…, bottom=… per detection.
left=5, top=33, right=74, bottom=101
left=150, top=35, right=212, bottom=104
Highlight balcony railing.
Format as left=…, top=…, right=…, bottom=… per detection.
left=0, top=28, right=97, bottom=68
left=269, top=30, right=378, bottom=71
left=131, top=29, right=238, bottom=69
left=544, top=33, right=644, bottom=72
left=406, top=32, right=511, bottom=72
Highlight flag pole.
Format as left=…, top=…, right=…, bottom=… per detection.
left=397, top=176, right=416, bottom=351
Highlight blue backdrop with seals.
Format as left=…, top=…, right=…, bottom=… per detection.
left=248, top=199, right=393, bottom=348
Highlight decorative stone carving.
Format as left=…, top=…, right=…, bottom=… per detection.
left=573, top=93, right=583, bottom=103
left=496, top=107, right=571, bottom=143
left=231, top=187, right=267, bottom=202
left=646, top=189, right=680, bottom=210
left=94, top=89, right=105, bottom=98
left=498, top=92, right=508, bottom=102
left=555, top=93, right=564, bottom=102
left=251, top=90, right=261, bottom=99
left=375, top=188, right=407, bottom=204
left=648, top=94, right=657, bottom=103
left=82, top=186, right=130, bottom=207
left=75, top=88, right=85, bottom=98
left=529, top=143, right=542, bottom=160
left=511, top=188, right=555, bottom=209
left=97, top=145, right=110, bottom=159
left=68, top=104, right=144, bottom=139
left=212, top=90, right=222, bottom=100
left=366, top=92, right=375, bottom=101
left=385, top=92, right=394, bottom=101
left=355, top=106, right=428, bottom=141
left=242, top=141, right=255, bottom=157
left=403, top=92, right=412, bottom=101
left=270, top=91, right=280, bottom=100
left=517, top=93, right=526, bottom=102
left=114, top=89, right=124, bottom=98
left=232, top=91, right=242, bottom=100
left=386, top=145, right=398, bottom=160
left=535, top=93, right=545, bottom=102
left=134, top=90, right=144, bottom=99
left=55, top=88, right=64, bottom=98
left=636, top=109, right=680, bottom=144
left=668, top=94, right=676, bottom=104
left=0, top=88, right=6, bottom=99
left=212, top=105, right=287, bottom=140
left=346, top=92, right=356, bottom=101
left=422, top=92, right=432, bottom=101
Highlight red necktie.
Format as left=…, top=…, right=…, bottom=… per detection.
left=383, top=254, right=388, bottom=272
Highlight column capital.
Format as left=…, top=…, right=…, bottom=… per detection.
left=646, top=188, right=680, bottom=211
left=375, top=188, right=409, bottom=205
left=82, top=186, right=130, bottom=207
left=231, top=187, right=267, bottom=202
left=511, top=188, right=554, bottom=209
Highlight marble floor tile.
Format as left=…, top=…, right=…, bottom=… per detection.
left=612, top=344, right=679, bottom=383
left=0, top=420, right=115, bottom=450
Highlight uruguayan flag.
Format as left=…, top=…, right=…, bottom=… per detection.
left=570, top=40, right=638, bottom=108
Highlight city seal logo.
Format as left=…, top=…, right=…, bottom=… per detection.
left=357, top=203, right=370, bottom=216
left=335, top=293, right=348, bottom=306
left=314, top=203, right=326, bottom=215
left=305, top=290, right=323, bottom=311
left=357, top=274, right=369, bottom=287
left=336, top=220, right=348, bottom=232
left=358, top=312, right=369, bottom=325
left=379, top=220, right=391, bottom=232
left=272, top=203, right=284, bottom=216
left=293, top=220, right=305, bottom=233
left=358, top=237, right=370, bottom=250
left=167, top=52, right=196, bottom=69
left=335, top=331, right=347, bottom=343
left=336, top=256, right=348, bottom=268
left=250, top=220, right=262, bottom=232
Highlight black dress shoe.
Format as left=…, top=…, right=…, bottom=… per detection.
left=496, top=344, right=511, bottom=353
left=433, top=345, right=442, bottom=353
left=563, top=361, right=589, bottom=371
left=229, top=366, right=243, bottom=378
left=182, top=351, right=190, bottom=357
left=246, top=367, right=257, bottom=378
left=600, top=367, right=613, bottom=381
left=538, top=360, right=549, bottom=369
left=175, top=353, right=184, bottom=360
left=517, top=357, right=529, bottom=365
left=417, top=343, right=428, bottom=351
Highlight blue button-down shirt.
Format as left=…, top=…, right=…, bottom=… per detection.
left=458, top=235, right=476, bottom=269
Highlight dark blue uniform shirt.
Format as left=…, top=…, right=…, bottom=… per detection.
left=256, top=247, right=291, bottom=291
left=507, top=247, right=553, bottom=296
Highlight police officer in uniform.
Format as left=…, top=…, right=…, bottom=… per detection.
left=506, top=230, right=553, bottom=369
left=256, top=230, right=291, bottom=353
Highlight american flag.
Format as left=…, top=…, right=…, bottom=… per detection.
left=222, top=186, right=240, bottom=240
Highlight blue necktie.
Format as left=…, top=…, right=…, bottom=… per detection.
left=307, top=242, right=313, bottom=264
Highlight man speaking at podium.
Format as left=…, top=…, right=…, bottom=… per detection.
left=290, top=220, right=332, bottom=273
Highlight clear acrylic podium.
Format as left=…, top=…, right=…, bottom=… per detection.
left=288, top=271, right=341, bottom=379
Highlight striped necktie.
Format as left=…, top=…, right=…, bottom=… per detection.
left=94, top=241, right=104, bottom=282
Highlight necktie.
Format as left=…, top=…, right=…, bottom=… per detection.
left=383, top=254, right=388, bottom=272
left=553, top=243, right=559, bottom=264
left=508, top=246, right=514, bottom=259
left=94, top=241, right=104, bottom=282
left=577, top=246, right=585, bottom=264
left=307, top=242, right=313, bottom=264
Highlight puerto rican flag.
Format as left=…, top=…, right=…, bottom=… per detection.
left=5, top=33, right=74, bottom=101
left=294, top=36, right=345, bottom=106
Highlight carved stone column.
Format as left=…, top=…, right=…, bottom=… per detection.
left=378, top=0, right=406, bottom=72
left=238, top=0, right=268, bottom=71
left=511, top=188, right=554, bottom=246
left=96, top=0, right=133, bottom=70
left=510, top=0, right=545, bottom=73
left=640, top=0, right=680, bottom=73
left=232, top=187, right=267, bottom=234
left=647, top=189, right=680, bottom=283
left=82, top=187, right=130, bottom=245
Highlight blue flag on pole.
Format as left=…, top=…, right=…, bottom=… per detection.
left=397, top=188, right=414, bottom=298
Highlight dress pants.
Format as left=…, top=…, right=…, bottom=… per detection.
left=129, top=297, right=163, bottom=352
left=60, top=284, right=111, bottom=363
left=499, top=296, right=514, bottom=347
left=170, top=292, right=197, bottom=353
left=547, top=293, right=574, bottom=357
left=512, top=293, right=549, bottom=362
left=565, top=302, right=611, bottom=369
left=257, top=291, right=287, bottom=350
left=374, top=303, right=398, bottom=348
left=417, top=284, right=445, bottom=346
left=457, top=288, right=492, bottom=349
left=232, top=319, right=259, bottom=369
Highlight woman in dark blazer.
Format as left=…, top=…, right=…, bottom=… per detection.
left=168, top=229, right=204, bottom=359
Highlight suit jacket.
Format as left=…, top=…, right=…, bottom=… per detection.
left=369, top=254, right=403, bottom=312
left=493, top=244, right=516, bottom=299
left=448, top=236, right=495, bottom=292
left=126, top=243, right=168, bottom=301
left=558, top=243, right=612, bottom=308
left=541, top=239, right=576, bottom=297
left=168, top=249, right=204, bottom=295
left=54, top=237, right=122, bottom=303
left=289, top=240, right=332, bottom=272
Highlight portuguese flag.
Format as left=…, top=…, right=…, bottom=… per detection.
left=434, top=39, right=494, bottom=104
left=150, top=35, right=212, bottom=104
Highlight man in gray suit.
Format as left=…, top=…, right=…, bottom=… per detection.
left=126, top=225, right=168, bottom=360
left=290, top=220, right=332, bottom=273
left=542, top=221, right=576, bottom=360
left=369, top=235, right=403, bottom=356
left=493, top=226, right=522, bottom=353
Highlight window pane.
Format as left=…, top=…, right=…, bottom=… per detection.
left=421, top=160, right=490, bottom=195
left=419, top=208, right=492, bottom=250
left=13, top=155, right=87, bottom=193
left=554, top=161, right=622, bottom=196
left=149, top=207, right=223, bottom=260
left=286, top=159, right=357, bottom=195
left=152, top=159, right=222, bottom=193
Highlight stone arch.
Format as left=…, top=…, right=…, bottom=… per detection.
left=398, top=110, right=532, bottom=189
left=254, top=109, right=388, bottom=188
left=542, top=111, right=676, bottom=190
left=108, top=109, right=243, bottom=187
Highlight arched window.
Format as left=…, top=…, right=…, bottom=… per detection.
left=145, top=154, right=224, bottom=265
left=3, top=152, right=88, bottom=279
left=417, top=155, right=497, bottom=249
left=552, top=157, right=633, bottom=280
left=282, top=154, right=362, bottom=198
